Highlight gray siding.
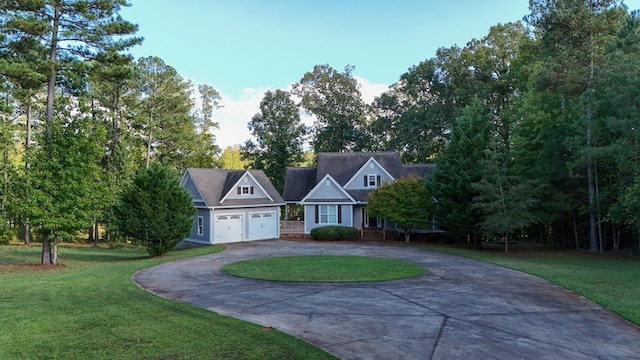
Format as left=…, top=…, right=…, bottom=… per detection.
left=188, top=208, right=211, bottom=243
left=304, top=204, right=354, bottom=233
left=346, top=163, right=394, bottom=191
left=184, top=178, right=204, bottom=202
left=307, top=179, right=349, bottom=200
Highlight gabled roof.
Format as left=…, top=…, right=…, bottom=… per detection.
left=281, top=152, right=435, bottom=203
left=282, top=167, right=317, bottom=202
left=301, top=174, right=356, bottom=203
left=316, top=152, right=403, bottom=185
left=182, top=168, right=284, bottom=207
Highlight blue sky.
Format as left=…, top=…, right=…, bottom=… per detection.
left=120, top=0, right=640, bottom=148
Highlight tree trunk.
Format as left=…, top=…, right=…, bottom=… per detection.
left=145, top=114, right=153, bottom=169
left=93, top=220, right=99, bottom=247
left=24, top=99, right=31, bottom=245
left=586, top=29, right=599, bottom=252
left=87, top=225, right=94, bottom=242
left=41, top=232, right=52, bottom=265
left=404, top=231, right=410, bottom=243
left=23, top=224, right=30, bottom=245
left=505, top=233, right=509, bottom=254
left=41, top=4, right=59, bottom=265
left=572, top=211, right=580, bottom=250
left=53, top=238, right=58, bottom=265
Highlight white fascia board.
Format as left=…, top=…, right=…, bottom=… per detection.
left=300, top=174, right=356, bottom=203
left=181, top=169, right=209, bottom=207
left=245, top=171, right=274, bottom=201
left=220, top=171, right=274, bottom=203
left=344, top=157, right=396, bottom=188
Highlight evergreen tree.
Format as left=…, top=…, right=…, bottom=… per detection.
left=114, top=163, right=196, bottom=256
left=428, top=98, right=493, bottom=245
left=526, top=0, right=627, bottom=250
left=473, top=140, right=540, bottom=252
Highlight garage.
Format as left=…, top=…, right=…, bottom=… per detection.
left=214, top=214, right=243, bottom=244
left=248, top=212, right=277, bottom=240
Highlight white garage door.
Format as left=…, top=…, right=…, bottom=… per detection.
left=214, top=214, right=243, bottom=243
left=248, top=212, right=277, bottom=240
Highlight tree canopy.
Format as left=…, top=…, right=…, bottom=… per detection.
left=366, top=176, right=432, bottom=242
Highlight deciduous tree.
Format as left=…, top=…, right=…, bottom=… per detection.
left=241, top=89, right=307, bottom=192
left=366, top=176, right=432, bottom=242
left=0, top=0, right=141, bottom=263
left=294, top=64, right=368, bottom=153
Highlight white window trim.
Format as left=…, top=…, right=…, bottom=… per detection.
left=197, top=216, right=203, bottom=236
left=366, top=174, right=378, bottom=188
left=238, top=185, right=254, bottom=195
left=319, top=204, right=338, bottom=224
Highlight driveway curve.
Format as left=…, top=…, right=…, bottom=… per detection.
left=133, top=240, right=640, bottom=360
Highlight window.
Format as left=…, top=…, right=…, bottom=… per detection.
left=197, top=216, right=203, bottom=235
left=236, top=186, right=254, bottom=195
left=364, top=174, right=381, bottom=188
left=314, top=205, right=342, bottom=224
left=319, top=205, right=337, bottom=224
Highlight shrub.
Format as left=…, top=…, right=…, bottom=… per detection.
left=310, top=226, right=358, bottom=241
left=0, top=222, right=14, bottom=245
left=114, top=163, right=196, bottom=257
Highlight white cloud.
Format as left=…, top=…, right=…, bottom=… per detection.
left=354, top=76, right=390, bottom=104
left=212, top=78, right=389, bottom=149
left=213, top=87, right=270, bottom=149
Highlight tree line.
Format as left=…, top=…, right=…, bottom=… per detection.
left=1, top=1, right=639, bottom=263
left=243, top=0, right=640, bottom=252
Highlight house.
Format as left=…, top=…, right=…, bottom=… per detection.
left=179, top=168, right=285, bottom=245
left=282, top=152, right=435, bottom=234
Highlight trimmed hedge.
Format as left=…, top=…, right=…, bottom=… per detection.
left=310, top=225, right=358, bottom=241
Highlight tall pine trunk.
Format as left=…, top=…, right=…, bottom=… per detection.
left=24, top=99, right=31, bottom=245
left=41, top=5, right=60, bottom=265
left=586, top=31, right=598, bottom=252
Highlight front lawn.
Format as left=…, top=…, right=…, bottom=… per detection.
left=425, top=244, right=640, bottom=325
left=0, top=244, right=336, bottom=360
left=222, top=255, right=425, bottom=282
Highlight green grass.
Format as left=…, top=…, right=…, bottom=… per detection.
left=0, top=244, right=336, bottom=360
left=424, top=244, right=640, bottom=325
left=222, top=255, right=425, bottom=282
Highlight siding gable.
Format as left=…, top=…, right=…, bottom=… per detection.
left=302, top=175, right=355, bottom=203
left=222, top=171, right=273, bottom=202
left=344, top=157, right=395, bottom=190
left=181, top=173, right=207, bottom=206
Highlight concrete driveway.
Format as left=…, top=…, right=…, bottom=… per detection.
left=133, top=240, right=640, bottom=360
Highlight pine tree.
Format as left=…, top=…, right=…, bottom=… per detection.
left=428, top=98, right=493, bottom=245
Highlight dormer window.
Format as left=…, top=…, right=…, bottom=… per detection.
left=364, top=174, right=381, bottom=188
left=237, top=186, right=254, bottom=195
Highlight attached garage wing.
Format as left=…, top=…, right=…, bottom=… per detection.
left=214, top=214, right=243, bottom=244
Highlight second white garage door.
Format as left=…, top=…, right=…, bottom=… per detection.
left=248, top=212, right=277, bottom=240
left=214, top=214, right=243, bottom=244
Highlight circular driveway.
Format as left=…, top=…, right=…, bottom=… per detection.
left=133, top=240, right=640, bottom=360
